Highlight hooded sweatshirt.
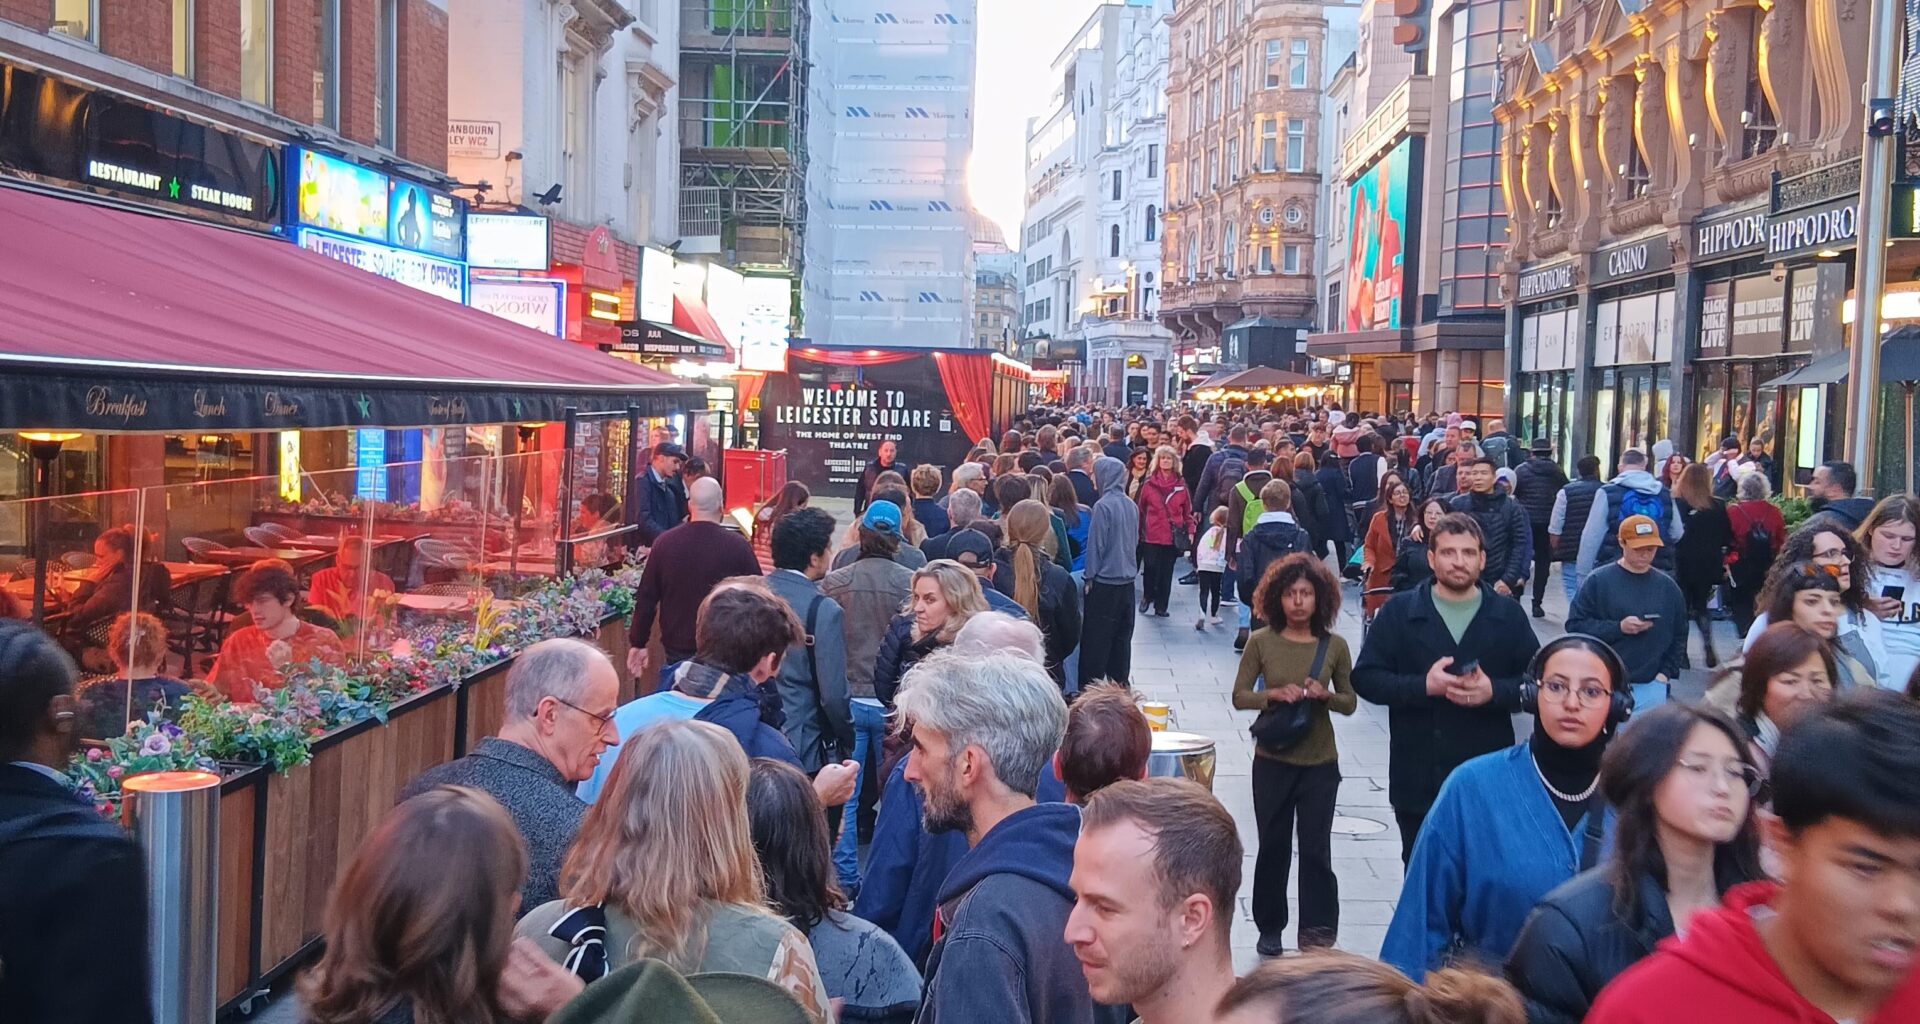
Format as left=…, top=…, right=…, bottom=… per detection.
left=919, top=802, right=1129, bottom=1024
left=1084, top=457, right=1141, bottom=585
left=1575, top=469, right=1686, bottom=577
left=1587, top=881, right=1920, bottom=1024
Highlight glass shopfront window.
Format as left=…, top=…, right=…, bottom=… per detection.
left=1591, top=364, right=1671, bottom=470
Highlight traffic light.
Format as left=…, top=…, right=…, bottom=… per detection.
left=1393, top=0, right=1430, bottom=53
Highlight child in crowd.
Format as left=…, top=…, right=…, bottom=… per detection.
left=1196, top=506, right=1228, bottom=630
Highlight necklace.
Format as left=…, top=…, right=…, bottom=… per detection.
left=1530, top=751, right=1600, bottom=802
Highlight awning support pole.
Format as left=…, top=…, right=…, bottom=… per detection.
left=560, top=408, right=579, bottom=578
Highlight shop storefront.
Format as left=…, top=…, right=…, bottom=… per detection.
left=1513, top=256, right=1578, bottom=468
left=1586, top=233, right=1677, bottom=472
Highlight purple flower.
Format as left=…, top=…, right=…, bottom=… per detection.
left=86, top=748, right=104, bottom=762
left=139, top=733, right=172, bottom=757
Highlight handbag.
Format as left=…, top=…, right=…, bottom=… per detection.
left=1158, top=484, right=1192, bottom=554
left=1248, top=635, right=1330, bottom=752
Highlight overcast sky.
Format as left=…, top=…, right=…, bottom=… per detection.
left=969, top=0, right=1106, bottom=243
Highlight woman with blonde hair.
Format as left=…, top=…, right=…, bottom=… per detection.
left=871, top=560, right=989, bottom=705
left=517, top=719, right=831, bottom=1019
left=992, top=500, right=1082, bottom=688
left=1215, top=950, right=1523, bottom=1024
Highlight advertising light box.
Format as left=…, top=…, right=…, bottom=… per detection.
left=468, top=213, right=551, bottom=270
left=1344, top=139, right=1413, bottom=333
left=389, top=178, right=465, bottom=260
left=295, top=149, right=389, bottom=243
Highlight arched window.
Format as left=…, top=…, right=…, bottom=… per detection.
left=1145, top=204, right=1159, bottom=241
left=1223, top=222, right=1238, bottom=275
left=1186, top=236, right=1199, bottom=281
left=1741, top=9, right=1778, bottom=158
left=1110, top=223, right=1121, bottom=257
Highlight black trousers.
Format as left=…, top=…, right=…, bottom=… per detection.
left=1079, top=580, right=1137, bottom=687
left=1529, top=523, right=1554, bottom=607
left=1395, top=806, right=1429, bottom=867
left=1197, top=570, right=1223, bottom=616
left=1252, top=758, right=1341, bottom=946
left=1142, top=544, right=1178, bottom=614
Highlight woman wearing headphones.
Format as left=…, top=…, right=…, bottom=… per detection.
left=1504, top=703, right=1766, bottom=1023
left=1382, top=634, right=1629, bottom=980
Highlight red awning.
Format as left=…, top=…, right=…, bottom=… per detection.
left=672, top=294, right=738, bottom=363
left=0, top=185, right=704, bottom=430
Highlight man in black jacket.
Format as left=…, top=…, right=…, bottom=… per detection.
left=631, top=442, right=688, bottom=546
left=1233, top=478, right=1311, bottom=649
left=1550, top=455, right=1605, bottom=605
left=0, top=621, right=153, bottom=1024
left=1449, top=457, right=1532, bottom=599
left=1512, top=439, right=1570, bottom=618
left=1352, top=513, right=1540, bottom=864
left=853, top=439, right=907, bottom=514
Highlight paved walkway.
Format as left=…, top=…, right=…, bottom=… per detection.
left=1130, top=559, right=1732, bottom=972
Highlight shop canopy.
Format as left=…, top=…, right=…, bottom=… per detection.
left=1761, top=350, right=1852, bottom=389
left=672, top=294, right=738, bottom=364
left=0, top=186, right=706, bottom=432
left=1763, top=329, right=1920, bottom=389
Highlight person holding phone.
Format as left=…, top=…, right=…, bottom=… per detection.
left=1568, top=515, right=1688, bottom=711
left=1353, top=512, right=1542, bottom=865
left=1859, top=496, right=1920, bottom=689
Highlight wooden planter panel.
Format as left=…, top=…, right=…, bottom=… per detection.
left=216, top=773, right=261, bottom=1006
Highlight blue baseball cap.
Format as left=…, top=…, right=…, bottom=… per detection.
left=861, top=500, right=902, bottom=535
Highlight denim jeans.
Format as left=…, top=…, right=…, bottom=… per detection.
left=834, top=698, right=888, bottom=888
left=1561, top=565, right=1581, bottom=607
left=1630, top=681, right=1670, bottom=715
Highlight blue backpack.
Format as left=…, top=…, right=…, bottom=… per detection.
left=1611, top=485, right=1673, bottom=543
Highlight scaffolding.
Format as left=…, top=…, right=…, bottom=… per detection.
left=679, top=0, right=809, bottom=275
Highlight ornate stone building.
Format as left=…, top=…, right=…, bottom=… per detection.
left=1497, top=0, right=1871, bottom=484
left=1159, top=0, right=1332, bottom=374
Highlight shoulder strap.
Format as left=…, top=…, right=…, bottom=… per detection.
left=1308, top=635, right=1330, bottom=681
left=802, top=591, right=824, bottom=698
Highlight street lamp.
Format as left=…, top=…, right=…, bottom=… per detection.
left=18, top=431, right=82, bottom=627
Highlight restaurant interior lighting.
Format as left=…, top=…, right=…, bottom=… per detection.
left=17, top=431, right=81, bottom=628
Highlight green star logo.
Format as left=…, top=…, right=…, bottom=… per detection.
left=512, top=397, right=523, bottom=417
left=167, top=177, right=181, bottom=199
left=355, top=394, right=372, bottom=418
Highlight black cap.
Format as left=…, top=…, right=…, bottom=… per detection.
left=1530, top=437, right=1553, bottom=454
left=945, top=529, right=994, bottom=566
left=653, top=443, right=688, bottom=461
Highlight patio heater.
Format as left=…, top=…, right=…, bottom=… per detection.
left=17, top=431, right=81, bottom=627
left=512, top=423, right=547, bottom=577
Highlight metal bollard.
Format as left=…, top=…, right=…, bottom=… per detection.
left=123, top=770, right=222, bottom=1024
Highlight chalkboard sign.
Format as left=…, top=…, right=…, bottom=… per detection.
left=760, top=351, right=969, bottom=499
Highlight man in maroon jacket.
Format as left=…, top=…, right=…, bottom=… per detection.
left=626, top=476, right=760, bottom=683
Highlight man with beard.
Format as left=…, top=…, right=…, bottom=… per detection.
left=1065, top=779, right=1241, bottom=1024
left=1352, top=513, right=1540, bottom=863
left=898, top=651, right=1129, bottom=1024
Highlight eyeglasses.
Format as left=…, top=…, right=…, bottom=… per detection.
left=552, top=696, right=616, bottom=731
left=1810, top=546, right=1850, bottom=565
left=1539, top=679, right=1612, bottom=708
left=1674, top=757, right=1764, bottom=795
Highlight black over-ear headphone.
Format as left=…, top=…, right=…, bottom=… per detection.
left=1519, top=633, right=1635, bottom=728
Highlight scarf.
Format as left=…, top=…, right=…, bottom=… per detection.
left=1753, top=712, right=1781, bottom=759
left=547, top=903, right=610, bottom=981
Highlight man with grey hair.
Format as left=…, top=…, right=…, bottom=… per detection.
left=899, top=652, right=1127, bottom=1024
left=1066, top=444, right=1099, bottom=506
left=952, top=610, right=1046, bottom=665
left=940, top=461, right=988, bottom=513
left=922, top=488, right=985, bottom=562
left=400, top=637, right=618, bottom=914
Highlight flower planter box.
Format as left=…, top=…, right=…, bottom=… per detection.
left=216, top=764, right=266, bottom=1011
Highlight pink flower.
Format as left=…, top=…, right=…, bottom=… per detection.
left=139, top=733, right=172, bottom=757
left=86, top=748, right=103, bottom=762
left=107, top=765, right=123, bottom=779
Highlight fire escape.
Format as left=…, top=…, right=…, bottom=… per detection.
left=679, top=0, right=808, bottom=276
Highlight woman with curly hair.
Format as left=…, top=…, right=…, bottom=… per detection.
left=1742, top=519, right=1887, bottom=688
left=1230, top=553, right=1355, bottom=956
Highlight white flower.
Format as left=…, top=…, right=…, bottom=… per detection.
left=266, top=639, right=293, bottom=667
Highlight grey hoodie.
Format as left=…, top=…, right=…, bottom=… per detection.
left=1084, top=457, right=1140, bottom=584
left=1575, top=469, right=1685, bottom=577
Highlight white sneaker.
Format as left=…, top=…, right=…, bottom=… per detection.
left=1209, top=615, right=1223, bottom=625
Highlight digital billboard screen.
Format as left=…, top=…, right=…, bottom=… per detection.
left=1344, top=139, right=1412, bottom=333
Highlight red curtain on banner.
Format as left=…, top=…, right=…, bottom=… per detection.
left=734, top=370, right=767, bottom=415
left=798, top=349, right=922, bottom=368
left=935, top=352, right=994, bottom=444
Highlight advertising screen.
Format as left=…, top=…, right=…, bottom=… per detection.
left=467, top=213, right=551, bottom=270
left=639, top=246, right=676, bottom=322
left=388, top=179, right=466, bottom=260
left=739, top=276, right=793, bottom=372
left=760, top=352, right=969, bottom=499
left=1344, top=139, right=1412, bottom=333
left=295, top=149, right=389, bottom=242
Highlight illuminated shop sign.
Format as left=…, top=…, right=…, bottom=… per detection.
left=0, top=59, right=280, bottom=226
left=296, top=228, right=467, bottom=304
left=291, top=147, right=467, bottom=259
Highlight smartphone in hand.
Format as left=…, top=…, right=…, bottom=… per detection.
left=1448, top=658, right=1480, bottom=677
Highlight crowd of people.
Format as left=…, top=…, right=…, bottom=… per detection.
left=7, top=400, right=1920, bottom=1024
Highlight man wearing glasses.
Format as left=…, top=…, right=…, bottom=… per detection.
left=1568, top=515, right=1689, bottom=711
left=399, top=637, right=620, bottom=915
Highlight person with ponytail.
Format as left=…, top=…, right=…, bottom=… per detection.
left=1213, top=950, right=1524, bottom=1024
left=992, top=499, right=1082, bottom=689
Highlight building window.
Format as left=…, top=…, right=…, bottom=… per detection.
left=1145, top=204, right=1158, bottom=241
left=1260, top=119, right=1277, bottom=171
left=241, top=0, right=273, bottom=105
left=1208, top=79, right=1220, bottom=121
left=1186, top=237, right=1198, bottom=281
left=1208, top=148, right=1219, bottom=189
left=1228, top=65, right=1243, bottom=107
left=172, top=0, right=194, bottom=77
left=1285, top=118, right=1306, bottom=172
left=1226, top=136, right=1240, bottom=179
left=1110, top=223, right=1122, bottom=257
left=1146, top=143, right=1159, bottom=178
left=50, top=0, right=94, bottom=43
left=1327, top=282, right=1342, bottom=327
left=1283, top=244, right=1301, bottom=274
left=1290, top=39, right=1310, bottom=89
left=1112, top=169, right=1123, bottom=200
left=1264, top=40, right=1283, bottom=88
left=375, top=0, right=398, bottom=148
left=560, top=51, right=590, bottom=206
left=1212, top=3, right=1224, bottom=42
left=1223, top=223, right=1238, bottom=275
left=1741, top=10, right=1778, bottom=159
left=1189, top=91, right=1202, bottom=129
left=1621, top=128, right=1651, bottom=199
left=1258, top=245, right=1274, bottom=273
left=312, top=0, right=339, bottom=126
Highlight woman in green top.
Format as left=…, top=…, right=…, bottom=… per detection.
left=1232, top=552, right=1358, bottom=957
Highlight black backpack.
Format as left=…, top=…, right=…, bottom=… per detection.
left=1731, top=505, right=1774, bottom=587
left=1212, top=450, right=1249, bottom=510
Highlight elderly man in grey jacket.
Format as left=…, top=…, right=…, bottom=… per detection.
left=399, top=637, right=619, bottom=914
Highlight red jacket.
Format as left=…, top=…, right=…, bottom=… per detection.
left=1589, top=882, right=1920, bottom=1024
left=1135, top=471, right=1192, bottom=547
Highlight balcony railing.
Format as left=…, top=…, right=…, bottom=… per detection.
left=681, top=97, right=791, bottom=150
left=682, top=0, right=794, bottom=39
left=679, top=187, right=723, bottom=245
